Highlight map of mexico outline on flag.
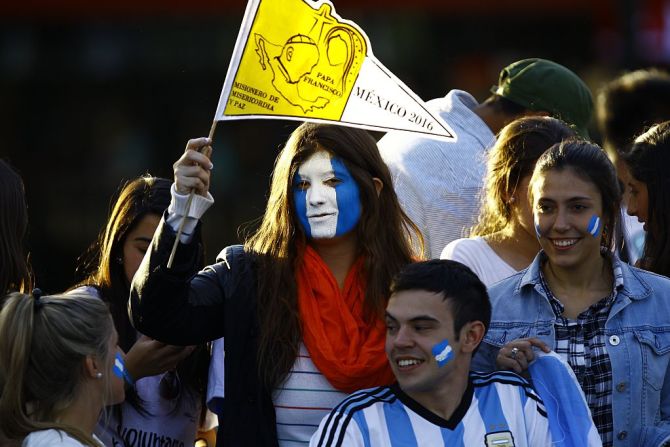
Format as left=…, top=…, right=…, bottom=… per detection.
left=215, top=0, right=457, bottom=141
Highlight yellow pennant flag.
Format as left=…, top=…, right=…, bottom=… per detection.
left=215, top=0, right=457, bottom=141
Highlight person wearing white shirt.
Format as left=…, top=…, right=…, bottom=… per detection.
left=442, top=116, right=576, bottom=285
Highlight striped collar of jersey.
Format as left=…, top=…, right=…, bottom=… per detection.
left=314, top=370, right=546, bottom=446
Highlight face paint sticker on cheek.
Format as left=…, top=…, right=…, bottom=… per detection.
left=587, top=215, right=601, bottom=237
left=113, top=352, right=134, bottom=385
left=431, top=339, right=454, bottom=368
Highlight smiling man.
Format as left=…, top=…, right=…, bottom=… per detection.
left=310, top=260, right=552, bottom=447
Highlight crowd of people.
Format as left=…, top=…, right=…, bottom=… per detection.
left=2, top=58, right=670, bottom=447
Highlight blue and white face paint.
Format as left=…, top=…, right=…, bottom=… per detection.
left=113, top=352, right=134, bottom=385
left=586, top=215, right=602, bottom=237
left=293, top=150, right=361, bottom=239
left=431, top=339, right=454, bottom=368
left=113, top=352, right=126, bottom=379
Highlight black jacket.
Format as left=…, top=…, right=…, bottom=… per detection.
left=129, top=219, right=278, bottom=447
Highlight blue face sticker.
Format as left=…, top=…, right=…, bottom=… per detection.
left=293, top=151, right=361, bottom=239
left=113, top=352, right=126, bottom=379
left=113, top=352, right=135, bottom=385
left=431, top=339, right=454, bottom=368
left=587, top=215, right=601, bottom=237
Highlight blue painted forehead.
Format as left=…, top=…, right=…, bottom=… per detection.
left=293, top=151, right=357, bottom=181
left=330, top=156, right=356, bottom=180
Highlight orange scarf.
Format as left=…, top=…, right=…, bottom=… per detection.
left=297, top=245, right=394, bottom=393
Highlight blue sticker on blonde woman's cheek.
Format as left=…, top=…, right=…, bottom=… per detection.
left=113, top=352, right=126, bottom=379
left=587, top=215, right=601, bottom=237
left=431, top=339, right=454, bottom=368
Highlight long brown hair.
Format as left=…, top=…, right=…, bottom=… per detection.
left=0, top=160, right=33, bottom=295
left=0, top=291, right=114, bottom=446
left=624, top=121, right=670, bottom=276
left=471, top=116, right=576, bottom=237
left=74, top=176, right=209, bottom=419
left=246, top=122, right=422, bottom=390
left=75, top=176, right=171, bottom=352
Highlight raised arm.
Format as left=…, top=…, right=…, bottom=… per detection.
left=129, top=137, right=236, bottom=345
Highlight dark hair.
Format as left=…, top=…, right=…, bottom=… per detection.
left=76, top=176, right=171, bottom=351
left=623, top=121, right=670, bottom=276
left=0, top=160, right=33, bottom=295
left=597, top=68, right=670, bottom=157
left=389, top=259, right=491, bottom=338
left=245, top=122, right=422, bottom=390
left=472, top=116, right=577, bottom=236
left=0, top=291, right=114, bottom=446
left=530, top=139, right=622, bottom=251
left=74, top=176, right=209, bottom=420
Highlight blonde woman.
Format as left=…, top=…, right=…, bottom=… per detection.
left=0, top=291, right=125, bottom=446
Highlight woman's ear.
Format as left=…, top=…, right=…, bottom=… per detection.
left=85, top=355, right=102, bottom=380
left=372, top=177, right=383, bottom=198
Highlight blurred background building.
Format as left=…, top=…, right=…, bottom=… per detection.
left=1, top=0, right=667, bottom=292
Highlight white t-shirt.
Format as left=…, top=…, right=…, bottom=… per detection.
left=441, top=236, right=518, bottom=286
left=621, top=209, right=645, bottom=263
left=96, top=373, right=210, bottom=447
left=206, top=337, right=225, bottom=416
left=23, top=430, right=104, bottom=447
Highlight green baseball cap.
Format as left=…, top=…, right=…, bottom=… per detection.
left=491, top=58, right=593, bottom=138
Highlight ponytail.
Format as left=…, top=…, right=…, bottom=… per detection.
left=0, top=291, right=114, bottom=446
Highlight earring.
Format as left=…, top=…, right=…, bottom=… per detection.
left=508, top=196, right=516, bottom=204
left=96, top=372, right=103, bottom=379
left=115, top=256, right=123, bottom=264
left=600, top=224, right=610, bottom=252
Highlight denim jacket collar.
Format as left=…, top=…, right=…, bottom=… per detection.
left=518, top=251, right=652, bottom=302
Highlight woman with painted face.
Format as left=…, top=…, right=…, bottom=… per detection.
left=129, top=123, right=422, bottom=447
left=0, top=290, right=125, bottom=446
left=441, top=116, right=576, bottom=286
left=472, top=140, right=670, bottom=446
left=622, top=121, right=670, bottom=277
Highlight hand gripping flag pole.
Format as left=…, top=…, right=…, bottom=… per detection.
left=166, top=120, right=217, bottom=269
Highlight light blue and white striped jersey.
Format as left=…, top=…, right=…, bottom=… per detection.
left=310, top=371, right=551, bottom=447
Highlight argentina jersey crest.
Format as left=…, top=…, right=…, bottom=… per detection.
left=485, top=430, right=515, bottom=447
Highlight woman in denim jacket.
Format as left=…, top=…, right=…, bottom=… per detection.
left=472, top=139, right=670, bottom=447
